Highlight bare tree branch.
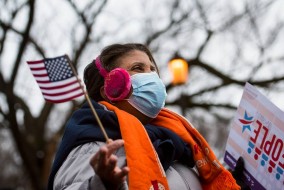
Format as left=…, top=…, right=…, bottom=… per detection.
left=0, top=1, right=28, bottom=58
left=196, top=30, right=213, bottom=58
left=190, top=59, right=241, bottom=84
left=194, top=0, right=210, bottom=27
left=0, top=20, right=45, bottom=57
left=6, top=92, right=42, bottom=190
left=67, top=0, right=107, bottom=65
left=10, top=0, right=35, bottom=85
left=246, top=2, right=264, bottom=50
left=0, top=66, right=6, bottom=90
left=265, top=21, right=284, bottom=48
left=167, top=97, right=237, bottom=110
left=145, top=1, right=191, bottom=46
left=0, top=106, right=7, bottom=118
left=166, top=57, right=284, bottom=96
left=218, top=12, right=247, bottom=32
left=0, top=21, right=8, bottom=58
left=189, top=83, right=229, bottom=98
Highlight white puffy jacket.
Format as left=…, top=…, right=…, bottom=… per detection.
left=54, top=142, right=202, bottom=190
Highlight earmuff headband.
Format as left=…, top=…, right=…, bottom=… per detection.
left=94, top=56, right=132, bottom=101
left=95, top=57, right=108, bottom=78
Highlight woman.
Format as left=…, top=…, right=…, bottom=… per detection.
left=48, top=43, right=240, bottom=190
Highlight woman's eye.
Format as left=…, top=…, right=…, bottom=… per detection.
left=151, top=67, right=156, bottom=72
left=132, top=66, right=143, bottom=71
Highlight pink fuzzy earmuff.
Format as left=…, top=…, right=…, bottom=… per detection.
left=95, top=57, right=131, bottom=101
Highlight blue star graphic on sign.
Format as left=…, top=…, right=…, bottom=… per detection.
left=238, top=111, right=254, bottom=133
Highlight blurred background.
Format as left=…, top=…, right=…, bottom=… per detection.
left=1, top=0, right=284, bottom=189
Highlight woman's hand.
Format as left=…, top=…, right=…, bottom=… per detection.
left=231, top=157, right=251, bottom=190
left=90, top=139, right=129, bottom=189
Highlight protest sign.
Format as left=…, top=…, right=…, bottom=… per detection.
left=224, top=82, right=284, bottom=190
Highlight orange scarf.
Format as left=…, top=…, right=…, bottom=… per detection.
left=100, top=101, right=240, bottom=190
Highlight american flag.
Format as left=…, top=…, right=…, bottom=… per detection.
left=27, top=55, right=84, bottom=103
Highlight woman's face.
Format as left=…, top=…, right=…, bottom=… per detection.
left=115, top=50, right=157, bottom=75
left=104, top=50, right=158, bottom=124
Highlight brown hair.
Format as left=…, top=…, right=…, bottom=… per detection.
left=83, top=43, right=159, bottom=101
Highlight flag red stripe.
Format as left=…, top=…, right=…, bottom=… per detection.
left=36, top=80, right=50, bottom=84
left=33, top=73, right=48, bottom=77
left=39, top=80, right=78, bottom=90
left=45, top=92, right=84, bottom=103
left=42, top=86, right=82, bottom=96
left=27, top=60, right=44, bottom=64
left=30, top=67, right=46, bottom=71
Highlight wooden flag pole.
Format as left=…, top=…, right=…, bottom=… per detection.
left=65, top=54, right=110, bottom=143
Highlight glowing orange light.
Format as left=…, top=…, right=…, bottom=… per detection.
left=168, top=58, right=188, bottom=85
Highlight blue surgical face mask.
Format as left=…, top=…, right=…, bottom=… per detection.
left=127, top=72, right=167, bottom=118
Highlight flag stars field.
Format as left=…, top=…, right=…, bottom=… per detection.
left=27, top=55, right=84, bottom=103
